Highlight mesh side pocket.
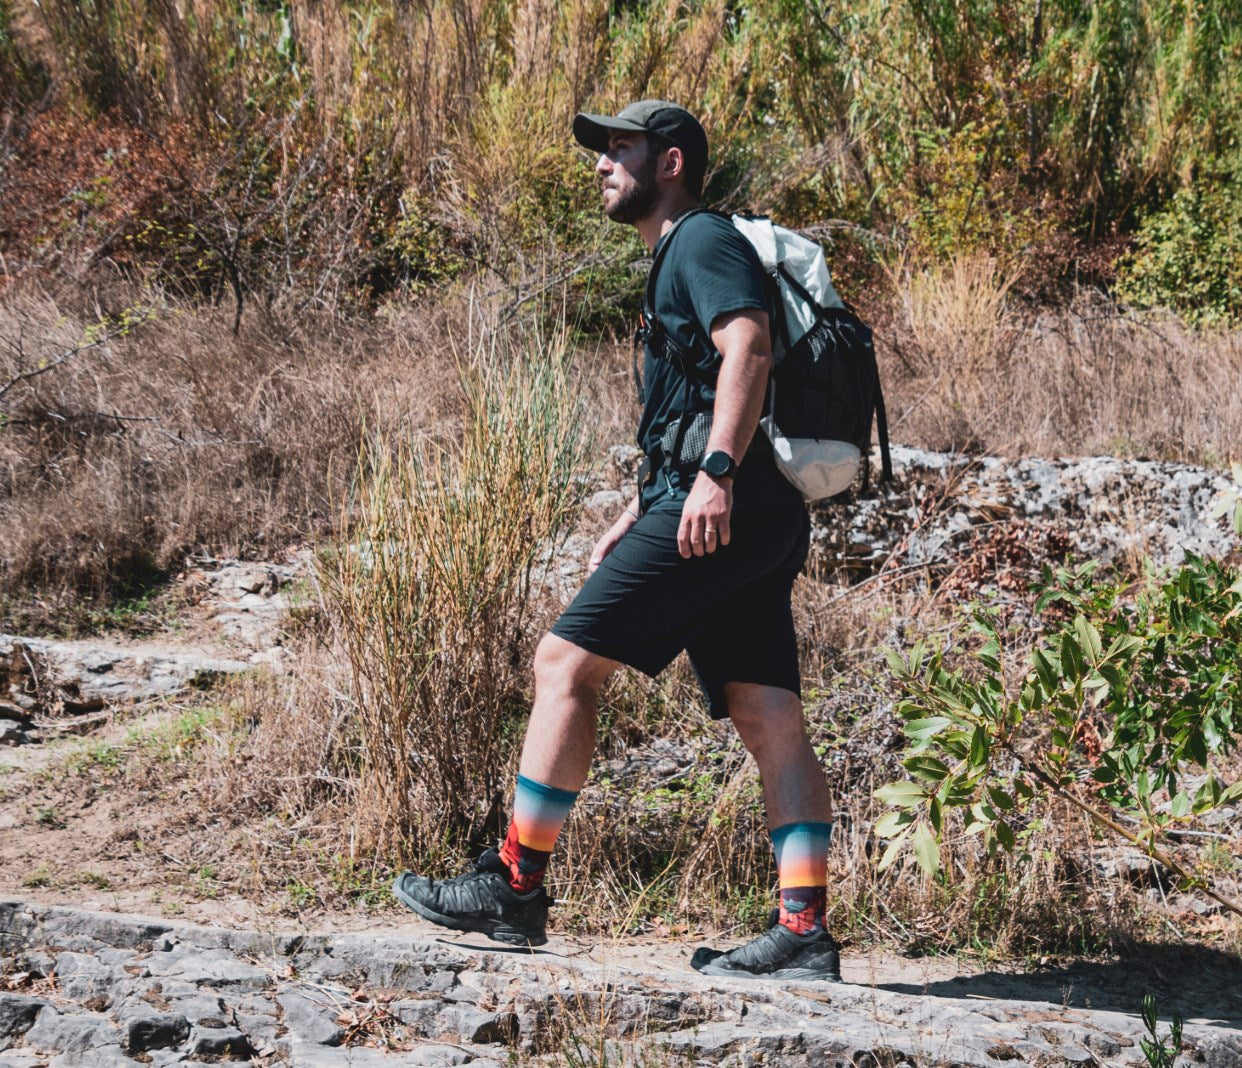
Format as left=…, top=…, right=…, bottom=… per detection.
left=660, top=411, right=713, bottom=465
left=772, top=314, right=872, bottom=446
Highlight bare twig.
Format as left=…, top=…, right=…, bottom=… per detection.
left=0, top=308, right=162, bottom=405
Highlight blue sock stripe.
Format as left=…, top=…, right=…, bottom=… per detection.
left=770, top=821, right=833, bottom=848
left=771, top=821, right=833, bottom=868
left=515, top=774, right=580, bottom=806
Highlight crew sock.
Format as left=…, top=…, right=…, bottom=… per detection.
left=771, top=821, right=832, bottom=936
left=497, top=774, right=579, bottom=894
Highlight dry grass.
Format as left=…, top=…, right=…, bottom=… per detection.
left=317, top=311, right=592, bottom=860
left=881, top=255, right=1242, bottom=465
left=0, top=280, right=462, bottom=626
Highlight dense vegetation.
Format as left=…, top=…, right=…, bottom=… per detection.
left=1, top=1, right=1240, bottom=967
left=1, top=0, right=1241, bottom=323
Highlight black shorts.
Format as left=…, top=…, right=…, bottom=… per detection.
left=551, top=503, right=810, bottom=718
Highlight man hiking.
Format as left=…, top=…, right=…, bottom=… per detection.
left=394, top=100, right=841, bottom=982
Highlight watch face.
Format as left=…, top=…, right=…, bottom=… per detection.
left=704, top=451, right=732, bottom=477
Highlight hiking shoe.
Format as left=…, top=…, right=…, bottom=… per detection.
left=392, top=848, right=549, bottom=947
left=690, top=923, right=842, bottom=981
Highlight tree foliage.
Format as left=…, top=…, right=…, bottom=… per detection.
left=2, top=0, right=1241, bottom=318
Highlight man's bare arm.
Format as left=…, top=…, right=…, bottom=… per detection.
left=677, top=307, right=772, bottom=558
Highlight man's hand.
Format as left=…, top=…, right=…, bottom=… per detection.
left=588, top=505, right=639, bottom=573
left=678, top=471, right=732, bottom=558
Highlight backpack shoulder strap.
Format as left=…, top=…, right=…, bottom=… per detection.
left=634, top=207, right=717, bottom=400
left=642, top=207, right=710, bottom=319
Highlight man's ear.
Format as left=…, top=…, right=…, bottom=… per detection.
left=660, top=145, right=685, bottom=184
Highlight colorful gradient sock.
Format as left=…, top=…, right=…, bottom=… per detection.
left=771, top=821, right=832, bottom=935
left=497, top=774, right=579, bottom=894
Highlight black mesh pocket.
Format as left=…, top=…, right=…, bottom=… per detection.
left=772, top=310, right=874, bottom=447
left=660, top=411, right=713, bottom=465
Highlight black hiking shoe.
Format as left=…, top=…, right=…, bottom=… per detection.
left=392, top=847, right=549, bottom=948
left=690, top=923, right=842, bottom=981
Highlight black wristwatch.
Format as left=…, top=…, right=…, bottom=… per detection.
left=700, top=450, right=737, bottom=480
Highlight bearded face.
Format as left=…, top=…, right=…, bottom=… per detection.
left=600, top=136, right=663, bottom=224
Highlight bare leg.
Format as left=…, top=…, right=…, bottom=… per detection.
left=518, top=633, right=620, bottom=792
left=725, top=681, right=831, bottom=828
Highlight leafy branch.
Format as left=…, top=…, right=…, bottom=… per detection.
left=876, top=555, right=1242, bottom=919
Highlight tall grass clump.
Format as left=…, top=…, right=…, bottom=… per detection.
left=319, top=311, right=592, bottom=862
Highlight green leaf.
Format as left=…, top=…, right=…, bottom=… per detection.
left=1060, top=632, right=1083, bottom=679
left=873, top=810, right=914, bottom=838
left=1192, top=776, right=1223, bottom=814
left=877, top=829, right=910, bottom=872
left=904, top=717, right=953, bottom=742
left=970, top=801, right=998, bottom=826
left=884, top=648, right=910, bottom=676
left=905, top=755, right=951, bottom=782
left=1074, top=616, right=1103, bottom=662
left=1170, top=792, right=1190, bottom=818
left=1105, top=633, right=1143, bottom=661
left=969, top=724, right=990, bottom=766
left=912, top=821, right=940, bottom=877
left=1186, top=730, right=1210, bottom=766
left=995, top=820, right=1015, bottom=852
left=987, top=786, right=1015, bottom=811
left=1033, top=648, right=1060, bottom=691
left=978, top=637, right=1001, bottom=672
left=1218, top=780, right=1242, bottom=804
left=875, top=780, right=927, bottom=809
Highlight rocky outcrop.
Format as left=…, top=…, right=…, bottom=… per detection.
left=825, top=446, right=1237, bottom=574
left=2, top=900, right=1239, bottom=1066
left=0, top=558, right=302, bottom=744
left=574, top=447, right=1238, bottom=601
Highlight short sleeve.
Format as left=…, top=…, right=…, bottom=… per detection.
left=673, top=215, right=770, bottom=338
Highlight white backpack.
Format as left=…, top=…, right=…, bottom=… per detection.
left=640, top=210, right=892, bottom=500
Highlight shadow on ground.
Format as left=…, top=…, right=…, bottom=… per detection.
left=876, top=942, right=1242, bottom=1026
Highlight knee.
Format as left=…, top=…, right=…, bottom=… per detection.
left=533, top=634, right=611, bottom=700
left=727, top=686, right=807, bottom=758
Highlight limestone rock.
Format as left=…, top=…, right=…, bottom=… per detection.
left=0, top=994, right=45, bottom=1045
left=121, top=1011, right=189, bottom=1053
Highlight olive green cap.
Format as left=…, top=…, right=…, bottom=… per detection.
left=572, top=99, right=708, bottom=172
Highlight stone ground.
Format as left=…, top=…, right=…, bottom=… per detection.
left=2, top=899, right=1241, bottom=1066
left=1, top=449, right=1240, bottom=1065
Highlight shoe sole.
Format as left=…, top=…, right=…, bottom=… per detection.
left=391, top=877, right=548, bottom=948
left=694, top=960, right=842, bottom=981
left=691, top=946, right=841, bottom=982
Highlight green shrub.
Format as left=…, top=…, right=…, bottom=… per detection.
left=878, top=553, right=1242, bottom=918
left=1116, top=168, right=1242, bottom=326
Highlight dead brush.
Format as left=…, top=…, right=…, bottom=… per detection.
left=883, top=252, right=1024, bottom=452
left=825, top=787, right=1143, bottom=956
left=0, top=281, right=460, bottom=626
left=883, top=275, right=1242, bottom=465
left=317, top=309, right=592, bottom=863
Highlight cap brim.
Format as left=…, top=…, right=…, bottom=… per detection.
left=573, top=112, right=648, bottom=152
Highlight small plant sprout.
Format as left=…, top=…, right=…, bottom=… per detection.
left=1139, top=993, right=1183, bottom=1068
left=1208, top=462, right=1242, bottom=539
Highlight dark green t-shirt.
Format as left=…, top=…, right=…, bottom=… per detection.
left=638, top=210, right=800, bottom=514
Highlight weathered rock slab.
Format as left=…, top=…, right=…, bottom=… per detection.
left=1, top=898, right=1239, bottom=1065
